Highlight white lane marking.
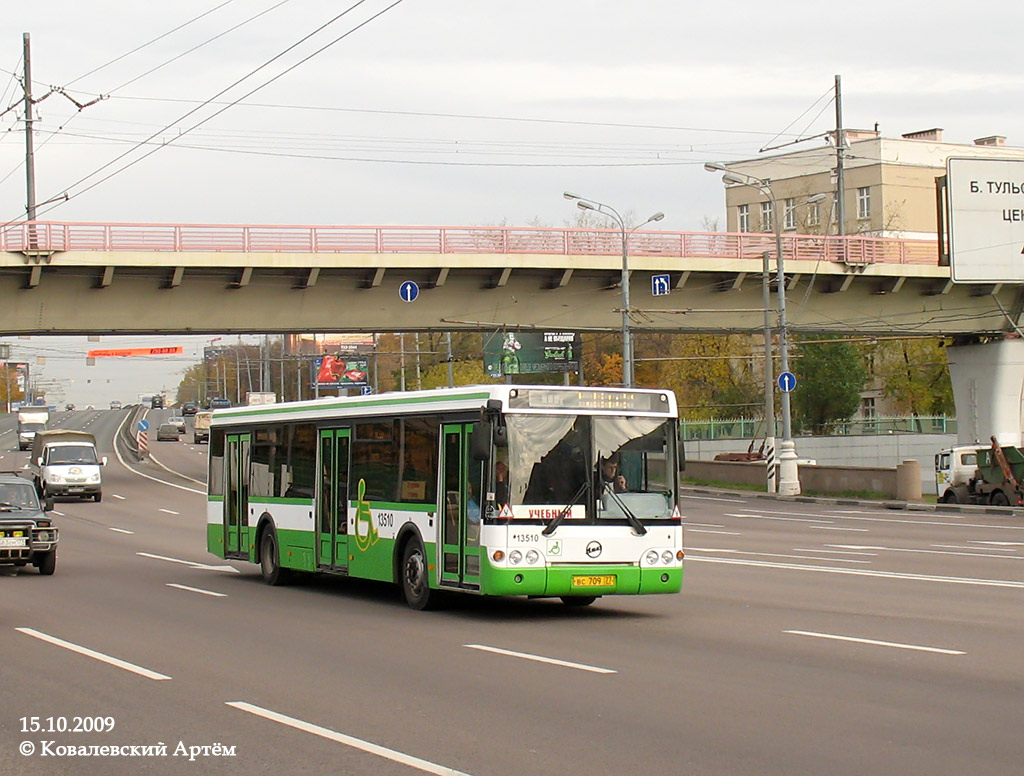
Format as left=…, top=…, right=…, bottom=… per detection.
left=687, top=554, right=1024, bottom=589
left=784, top=630, right=965, bottom=656
left=828, top=544, right=1023, bottom=561
left=735, top=508, right=1024, bottom=532
left=679, top=494, right=748, bottom=503
left=15, top=627, right=172, bottom=680
left=811, top=526, right=869, bottom=532
left=112, top=494, right=126, bottom=500
left=108, top=527, right=134, bottom=535
left=463, top=644, right=617, bottom=674
left=158, top=508, right=180, bottom=515
left=726, top=512, right=833, bottom=524
left=932, top=544, right=1019, bottom=552
left=687, top=529, right=741, bottom=535
left=166, top=583, right=227, bottom=598
left=226, top=701, right=473, bottom=776
left=793, top=548, right=878, bottom=556
left=685, top=548, right=869, bottom=563
left=137, top=552, right=240, bottom=574
left=971, top=541, right=1024, bottom=546
left=685, top=522, right=725, bottom=528
left=51, top=510, right=65, bottom=516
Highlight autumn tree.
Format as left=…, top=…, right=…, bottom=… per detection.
left=792, top=338, right=868, bottom=433
left=867, top=338, right=953, bottom=416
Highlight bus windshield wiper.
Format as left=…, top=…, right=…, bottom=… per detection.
left=600, top=482, right=647, bottom=536
left=541, top=480, right=589, bottom=537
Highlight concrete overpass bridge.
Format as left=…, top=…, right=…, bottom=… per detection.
left=1, top=220, right=1019, bottom=337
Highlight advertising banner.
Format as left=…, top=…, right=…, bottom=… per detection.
left=87, top=347, right=183, bottom=357
left=312, top=355, right=370, bottom=389
left=484, top=331, right=580, bottom=377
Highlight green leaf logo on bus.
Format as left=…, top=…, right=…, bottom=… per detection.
left=353, top=479, right=379, bottom=552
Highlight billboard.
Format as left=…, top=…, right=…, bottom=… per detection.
left=312, top=355, right=370, bottom=389
left=947, top=157, right=1024, bottom=283
left=484, top=331, right=580, bottom=377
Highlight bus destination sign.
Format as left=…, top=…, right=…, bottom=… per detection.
left=508, top=389, right=669, bottom=413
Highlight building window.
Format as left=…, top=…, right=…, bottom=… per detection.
left=857, top=186, right=871, bottom=219
left=783, top=198, right=796, bottom=230
left=862, top=396, right=876, bottom=419
left=760, top=201, right=773, bottom=232
left=807, top=199, right=821, bottom=227
left=738, top=204, right=750, bottom=233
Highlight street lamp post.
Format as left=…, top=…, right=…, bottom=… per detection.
left=563, top=193, right=664, bottom=387
left=704, top=163, right=824, bottom=496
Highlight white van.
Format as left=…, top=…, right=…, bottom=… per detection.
left=29, top=430, right=107, bottom=502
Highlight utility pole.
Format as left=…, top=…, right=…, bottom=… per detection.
left=834, top=74, right=846, bottom=238
left=23, top=33, right=37, bottom=222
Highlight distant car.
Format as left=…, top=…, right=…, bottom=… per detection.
left=109, top=400, right=122, bottom=410
left=168, top=415, right=186, bottom=433
left=209, top=397, right=232, bottom=409
left=151, top=396, right=165, bottom=409
left=86, top=405, right=95, bottom=410
left=181, top=402, right=198, bottom=416
left=64, top=403, right=75, bottom=411
left=156, top=423, right=180, bottom=441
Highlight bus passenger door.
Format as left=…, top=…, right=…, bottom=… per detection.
left=224, top=433, right=251, bottom=558
left=439, top=423, right=482, bottom=588
left=316, top=428, right=350, bottom=570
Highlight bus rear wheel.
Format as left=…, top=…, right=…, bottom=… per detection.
left=260, top=528, right=290, bottom=586
left=560, top=596, right=597, bottom=607
left=401, top=539, right=434, bottom=610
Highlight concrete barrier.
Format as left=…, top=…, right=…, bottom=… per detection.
left=684, top=458, right=916, bottom=498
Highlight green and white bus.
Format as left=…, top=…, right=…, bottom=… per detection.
left=207, top=385, right=684, bottom=609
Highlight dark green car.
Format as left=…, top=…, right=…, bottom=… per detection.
left=0, top=474, right=58, bottom=575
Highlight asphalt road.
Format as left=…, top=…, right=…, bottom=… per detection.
left=2, top=411, right=1022, bottom=775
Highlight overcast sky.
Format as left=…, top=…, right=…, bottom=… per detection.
left=2, top=0, right=1023, bottom=404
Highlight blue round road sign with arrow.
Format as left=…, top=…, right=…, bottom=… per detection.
left=137, top=419, right=150, bottom=431
left=777, top=371, right=797, bottom=393
left=399, top=281, right=419, bottom=303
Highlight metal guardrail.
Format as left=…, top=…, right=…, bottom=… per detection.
left=0, top=221, right=939, bottom=266
left=682, top=415, right=957, bottom=440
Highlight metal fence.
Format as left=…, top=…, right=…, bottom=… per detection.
left=681, top=415, right=956, bottom=440
left=0, top=221, right=938, bottom=265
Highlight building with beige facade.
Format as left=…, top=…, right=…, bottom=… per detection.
left=716, top=129, right=1024, bottom=240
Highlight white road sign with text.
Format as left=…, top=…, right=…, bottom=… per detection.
left=947, top=157, right=1024, bottom=283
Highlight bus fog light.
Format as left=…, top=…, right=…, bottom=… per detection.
left=645, top=550, right=659, bottom=565
left=661, top=550, right=674, bottom=564
left=492, top=550, right=505, bottom=562
left=661, top=573, right=670, bottom=583
left=525, top=549, right=539, bottom=564
left=509, top=550, right=523, bottom=565
left=514, top=574, right=523, bottom=584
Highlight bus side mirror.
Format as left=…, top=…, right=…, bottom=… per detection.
left=493, top=425, right=507, bottom=447
left=470, top=423, right=491, bottom=461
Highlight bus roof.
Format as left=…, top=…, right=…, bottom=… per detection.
left=210, top=385, right=678, bottom=427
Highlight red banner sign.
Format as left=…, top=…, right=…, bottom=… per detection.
left=87, top=347, right=184, bottom=357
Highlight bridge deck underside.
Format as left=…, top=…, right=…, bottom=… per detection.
left=0, top=253, right=1016, bottom=336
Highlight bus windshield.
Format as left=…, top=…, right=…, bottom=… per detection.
left=504, top=414, right=676, bottom=522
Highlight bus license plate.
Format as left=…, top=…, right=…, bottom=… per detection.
left=0, top=537, right=27, bottom=548
left=572, top=575, right=616, bottom=587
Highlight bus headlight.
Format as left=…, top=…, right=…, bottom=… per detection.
left=525, top=549, right=539, bottom=565
left=645, top=550, right=659, bottom=565
left=509, top=550, right=523, bottom=565
left=662, top=550, right=674, bottom=564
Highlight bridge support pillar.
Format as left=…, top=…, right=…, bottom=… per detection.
left=946, top=339, right=1024, bottom=447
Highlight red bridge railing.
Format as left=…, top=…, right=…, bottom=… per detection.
left=1, top=221, right=939, bottom=265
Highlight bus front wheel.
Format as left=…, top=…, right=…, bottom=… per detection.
left=401, top=540, right=434, bottom=610
left=259, top=528, right=290, bottom=586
